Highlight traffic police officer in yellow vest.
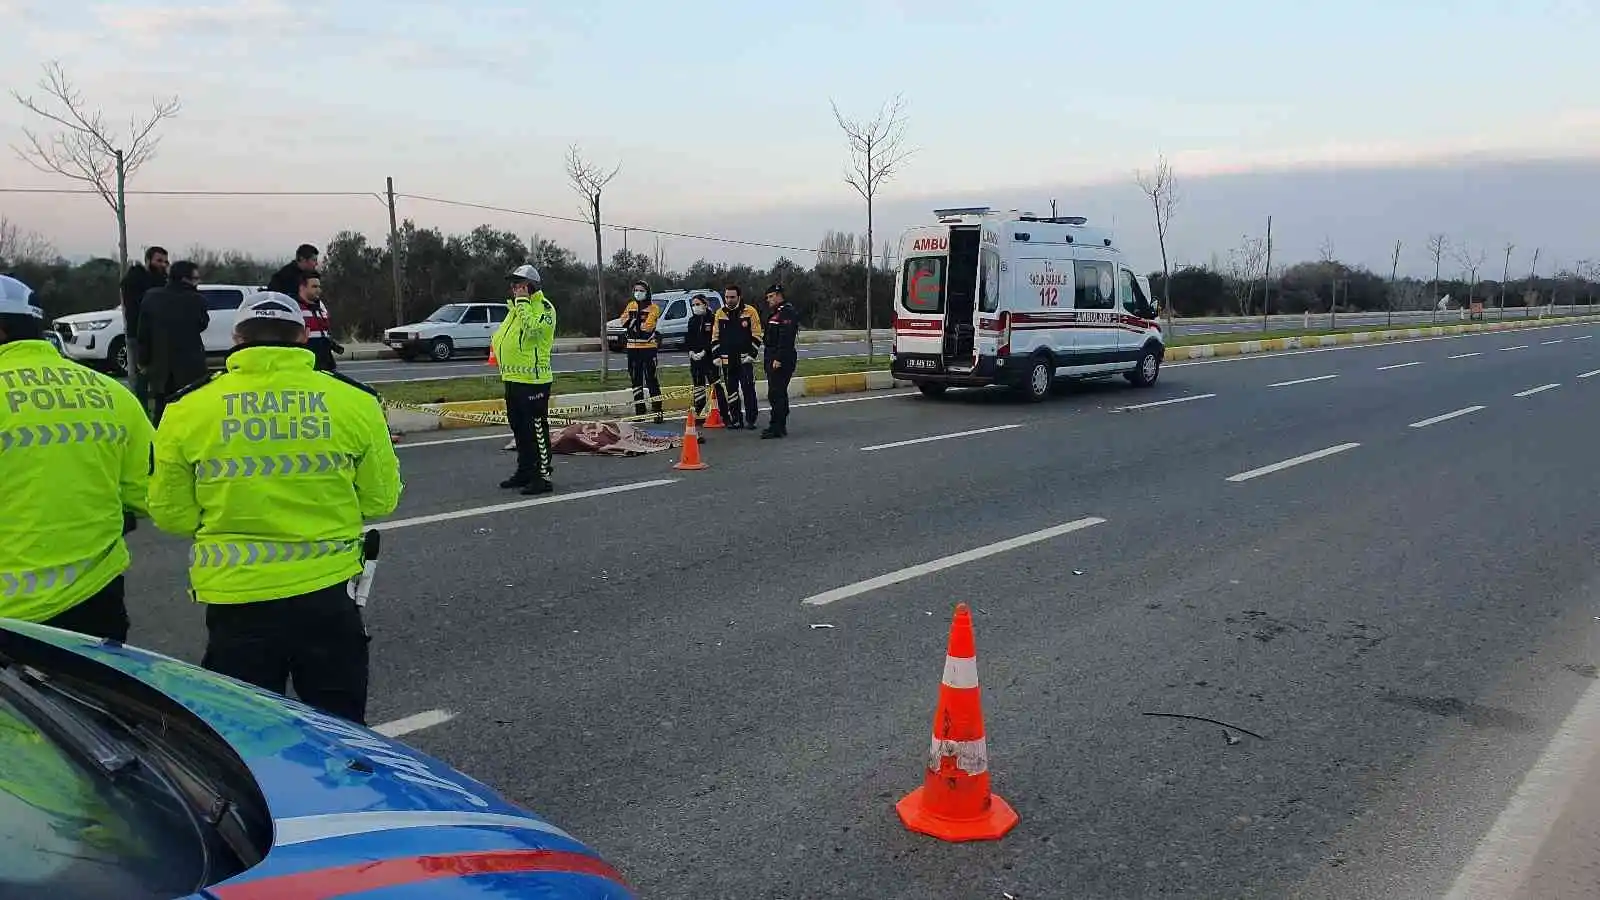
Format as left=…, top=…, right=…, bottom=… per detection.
left=148, top=292, right=402, bottom=724
left=493, top=264, right=558, bottom=495
left=0, top=274, right=154, bottom=641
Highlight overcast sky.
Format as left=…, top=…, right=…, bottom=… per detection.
left=1, top=0, right=1596, bottom=278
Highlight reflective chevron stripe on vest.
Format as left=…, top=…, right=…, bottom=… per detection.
left=193, top=452, right=357, bottom=480
left=188, top=539, right=360, bottom=568
left=0, top=544, right=118, bottom=598
left=498, top=364, right=543, bottom=380
left=0, top=422, right=130, bottom=451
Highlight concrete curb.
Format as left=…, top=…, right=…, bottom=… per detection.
left=389, top=370, right=905, bottom=434
left=383, top=315, right=1598, bottom=434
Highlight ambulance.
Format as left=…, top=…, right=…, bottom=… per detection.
left=889, top=207, right=1164, bottom=400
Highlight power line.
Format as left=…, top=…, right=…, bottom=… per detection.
left=0, top=185, right=891, bottom=261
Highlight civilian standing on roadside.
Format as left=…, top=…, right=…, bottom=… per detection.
left=120, top=246, right=169, bottom=408
left=137, top=260, right=210, bottom=424
left=268, top=244, right=319, bottom=299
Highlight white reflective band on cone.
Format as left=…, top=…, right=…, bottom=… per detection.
left=941, top=654, right=979, bottom=689
left=928, top=735, right=989, bottom=775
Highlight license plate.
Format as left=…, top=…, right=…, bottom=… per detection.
left=388, top=341, right=405, bottom=348
left=903, top=357, right=940, bottom=371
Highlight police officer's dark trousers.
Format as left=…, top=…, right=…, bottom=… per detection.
left=723, top=358, right=758, bottom=426
left=41, top=576, right=130, bottom=643
left=505, top=381, right=553, bottom=481
left=201, top=581, right=370, bottom=724
left=765, top=355, right=795, bottom=435
left=627, top=348, right=662, bottom=418
left=690, top=357, right=727, bottom=425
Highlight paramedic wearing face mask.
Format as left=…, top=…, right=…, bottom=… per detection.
left=710, top=284, right=762, bottom=429
left=620, top=281, right=663, bottom=423
left=684, top=294, right=728, bottom=433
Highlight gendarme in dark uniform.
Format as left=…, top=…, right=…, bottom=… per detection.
left=761, top=284, right=800, bottom=439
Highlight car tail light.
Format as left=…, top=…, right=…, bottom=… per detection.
left=998, top=310, right=1012, bottom=356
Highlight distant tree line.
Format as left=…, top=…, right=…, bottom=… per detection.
left=3, top=215, right=1596, bottom=339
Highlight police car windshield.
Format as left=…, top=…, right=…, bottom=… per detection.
left=0, top=675, right=214, bottom=899
left=424, top=304, right=468, bottom=323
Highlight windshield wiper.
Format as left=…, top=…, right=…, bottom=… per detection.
left=0, top=662, right=139, bottom=775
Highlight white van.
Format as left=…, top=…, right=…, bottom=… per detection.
left=890, top=207, right=1164, bottom=400
left=52, top=283, right=264, bottom=373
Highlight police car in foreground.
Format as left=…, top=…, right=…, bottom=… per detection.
left=0, top=619, right=634, bottom=899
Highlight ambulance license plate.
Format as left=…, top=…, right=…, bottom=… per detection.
left=900, top=355, right=942, bottom=371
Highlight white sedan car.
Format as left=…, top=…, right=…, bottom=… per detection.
left=384, top=302, right=509, bottom=361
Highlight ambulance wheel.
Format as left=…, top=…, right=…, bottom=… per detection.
left=917, top=382, right=948, bottom=398
left=1019, top=354, right=1054, bottom=402
left=429, top=337, right=455, bottom=361
left=1126, top=345, right=1161, bottom=387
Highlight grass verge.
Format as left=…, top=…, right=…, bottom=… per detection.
left=378, top=354, right=889, bottom=406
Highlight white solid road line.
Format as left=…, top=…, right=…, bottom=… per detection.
left=1448, top=352, right=1483, bottom=359
left=799, top=517, right=1108, bottom=607
left=1574, top=335, right=1594, bottom=341
left=399, top=433, right=506, bottom=449
left=1226, top=443, right=1362, bottom=483
left=1116, top=393, right=1218, bottom=411
left=1513, top=383, right=1560, bottom=397
left=1542, top=339, right=1565, bottom=345
left=1409, top=406, right=1486, bottom=428
left=860, top=423, right=1025, bottom=452
left=1442, top=678, right=1600, bottom=900
left=1268, top=374, right=1340, bottom=388
left=1579, top=369, right=1600, bottom=379
left=372, top=709, right=456, bottom=738
left=1376, top=361, right=1423, bottom=371
left=1500, top=345, right=1530, bottom=352
left=378, top=479, right=678, bottom=530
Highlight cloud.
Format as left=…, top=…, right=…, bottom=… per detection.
left=94, top=0, right=304, bottom=47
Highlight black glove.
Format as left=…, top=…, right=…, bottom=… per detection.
left=332, top=342, right=346, bottom=355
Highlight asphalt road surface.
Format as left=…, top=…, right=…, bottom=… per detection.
left=119, top=319, right=1600, bottom=898
left=339, top=309, right=1574, bottom=384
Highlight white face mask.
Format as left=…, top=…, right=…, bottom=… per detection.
left=633, top=290, right=646, bottom=301
left=691, top=304, right=707, bottom=316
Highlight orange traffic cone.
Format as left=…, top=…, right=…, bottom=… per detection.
left=703, top=402, right=725, bottom=430
left=487, top=347, right=497, bottom=367
left=673, top=416, right=708, bottom=471
left=895, top=603, right=1019, bottom=842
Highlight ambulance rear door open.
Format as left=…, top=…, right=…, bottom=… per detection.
left=896, top=225, right=982, bottom=372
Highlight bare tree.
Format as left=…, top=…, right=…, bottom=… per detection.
left=1453, top=240, right=1488, bottom=318
left=651, top=236, right=668, bottom=277
left=831, top=94, right=913, bottom=361
left=11, top=61, right=180, bottom=271
left=1426, top=234, right=1448, bottom=321
left=0, top=216, right=58, bottom=264
left=1134, top=154, right=1178, bottom=328
left=566, top=144, right=621, bottom=382
left=1224, top=235, right=1267, bottom=317
left=1318, top=236, right=1336, bottom=264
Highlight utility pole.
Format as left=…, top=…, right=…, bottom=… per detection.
left=1388, top=240, right=1401, bottom=328
left=1499, top=243, right=1513, bottom=320
left=1260, top=215, right=1273, bottom=332
left=622, top=227, right=630, bottom=255
left=386, top=177, right=404, bottom=327
left=114, top=149, right=128, bottom=271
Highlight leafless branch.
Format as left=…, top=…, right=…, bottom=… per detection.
left=1134, top=153, right=1179, bottom=319
left=564, top=144, right=620, bottom=225
left=830, top=94, right=915, bottom=204
left=0, top=216, right=59, bottom=264
left=1318, top=236, right=1336, bottom=264
left=10, top=60, right=180, bottom=216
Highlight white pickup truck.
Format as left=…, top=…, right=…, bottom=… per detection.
left=50, top=284, right=264, bottom=373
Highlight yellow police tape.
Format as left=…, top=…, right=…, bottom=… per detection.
left=381, top=382, right=706, bottom=430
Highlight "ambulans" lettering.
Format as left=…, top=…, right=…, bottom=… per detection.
left=2, top=366, right=116, bottom=413
left=219, top=390, right=334, bottom=443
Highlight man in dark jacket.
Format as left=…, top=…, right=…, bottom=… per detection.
left=761, top=284, right=800, bottom=439
left=268, top=244, right=319, bottom=298
left=137, top=260, right=209, bottom=424
left=120, top=246, right=169, bottom=405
